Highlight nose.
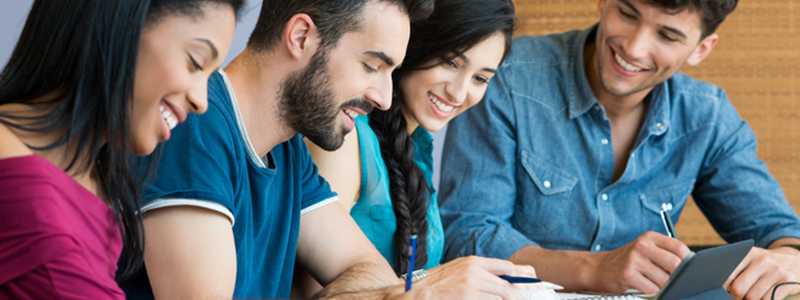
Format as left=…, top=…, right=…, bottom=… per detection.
left=365, top=75, right=393, bottom=111
left=444, top=74, right=469, bottom=104
left=186, top=76, right=209, bottom=114
left=623, top=27, right=651, bottom=60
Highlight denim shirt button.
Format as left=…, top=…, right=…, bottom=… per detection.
left=601, top=138, right=609, bottom=145
left=543, top=180, right=552, bottom=189
left=600, top=193, right=609, bottom=201
left=594, top=244, right=602, bottom=251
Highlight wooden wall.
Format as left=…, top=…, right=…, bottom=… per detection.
left=512, top=0, right=800, bottom=245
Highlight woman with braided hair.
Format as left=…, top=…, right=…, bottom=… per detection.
left=303, top=0, right=536, bottom=298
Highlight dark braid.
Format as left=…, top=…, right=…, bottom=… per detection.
left=368, top=0, right=516, bottom=275
left=369, top=100, right=431, bottom=275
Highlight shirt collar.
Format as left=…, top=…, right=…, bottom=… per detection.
left=642, top=82, right=672, bottom=137
left=412, top=127, right=433, bottom=152
left=568, top=25, right=602, bottom=120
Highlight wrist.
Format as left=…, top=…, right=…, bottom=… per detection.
left=579, top=251, right=605, bottom=291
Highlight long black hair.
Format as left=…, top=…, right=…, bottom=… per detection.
left=0, top=0, right=243, bottom=279
left=369, top=0, right=515, bottom=274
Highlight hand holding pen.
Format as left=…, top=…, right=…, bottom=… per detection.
left=401, top=255, right=541, bottom=299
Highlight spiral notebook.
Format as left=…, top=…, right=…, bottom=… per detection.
left=556, top=240, right=753, bottom=300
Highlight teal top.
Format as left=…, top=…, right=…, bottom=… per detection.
left=350, top=115, right=444, bottom=272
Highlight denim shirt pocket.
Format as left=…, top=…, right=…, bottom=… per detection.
left=638, top=179, right=696, bottom=233
left=520, top=150, right=578, bottom=196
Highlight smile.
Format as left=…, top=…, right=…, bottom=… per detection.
left=160, top=102, right=178, bottom=130
left=428, top=92, right=456, bottom=113
left=613, top=51, right=649, bottom=73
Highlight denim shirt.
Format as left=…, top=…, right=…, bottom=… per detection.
left=439, top=26, right=800, bottom=261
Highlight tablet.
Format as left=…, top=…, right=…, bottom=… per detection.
left=656, top=239, right=754, bottom=300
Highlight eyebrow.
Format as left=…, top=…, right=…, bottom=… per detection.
left=194, top=38, right=219, bottom=60
left=618, top=0, right=688, bottom=41
left=363, top=51, right=396, bottom=67
left=660, top=26, right=688, bottom=41
left=619, top=0, right=640, bottom=15
left=455, top=53, right=497, bottom=73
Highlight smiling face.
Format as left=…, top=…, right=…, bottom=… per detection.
left=400, top=32, right=506, bottom=132
left=129, top=3, right=236, bottom=155
left=283, top=0, right=410, bottom=151
left=591, top=0, right=718, bottom=100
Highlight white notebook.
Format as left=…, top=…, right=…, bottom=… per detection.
left=557, top=292, right=646, bottom=300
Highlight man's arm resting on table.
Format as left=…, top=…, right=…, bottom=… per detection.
left=296, top=202, right=400, bottom=299
left=142, top=206, right=237, bottom=300
left=510, top=232, right=691, bottom=294
left=509, top=244, right=598, bottom=292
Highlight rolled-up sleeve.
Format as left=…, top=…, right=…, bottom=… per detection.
left=694, top=89, right=800, bottom=248
left=440, top=69, right=538, bottom=261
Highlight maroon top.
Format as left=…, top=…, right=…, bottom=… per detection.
left=0, top=155, right=124, bottom=299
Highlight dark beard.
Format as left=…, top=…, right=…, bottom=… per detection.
left=278, top=49, right=373, bottom=151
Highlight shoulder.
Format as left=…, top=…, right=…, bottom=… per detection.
left=666, top=73, right=739, bottom=132
left=505, top=29, right=584, bottom=68
left=0, top=122, right=33, bottom=159
left=305, top=124, right=361, bottom=207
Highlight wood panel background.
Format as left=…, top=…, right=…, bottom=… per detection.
left=512, top=0, right=800, bottom=245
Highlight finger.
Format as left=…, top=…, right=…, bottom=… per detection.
left=728, top=266, right=767, bottom=299
left=767, top=283, right=800, bottom=300
left=510, top=265, right=536, bottom=277
left=638, top=259, right=672, bottom=289
left=472, top=274, right=517, bottom=300
left=622, top=269, right=660, bottom=295
left=468, top=256, right=518, bottom=275
left=746, top=272, right=778, bottom=300
left=648, top=232, right=692, bottom=259
left=639, top=242, right=685, bottom=275
left=725, top=248, right=757, bottom=288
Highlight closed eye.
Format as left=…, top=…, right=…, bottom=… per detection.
left=188, top=54, right=203, bottom=72
left=474, top=75, right=490, bottom=84
left=362, top=62, right=378, bottom=73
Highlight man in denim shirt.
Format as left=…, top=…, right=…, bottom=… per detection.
left=440, top=0, right=800, bottom=298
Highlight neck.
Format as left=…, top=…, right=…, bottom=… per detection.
left=224, top=49, right=296, bottom=156
left=401, top=107, right=419, bottom=135
left=584, top=40, right=652, bottom=122
left=0, top=103, right=99, bottom=195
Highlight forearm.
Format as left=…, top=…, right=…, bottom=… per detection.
left=314, top=260, right=401, bottom=300
left=509, top=245, right=599, bottom=291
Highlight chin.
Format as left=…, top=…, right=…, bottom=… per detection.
left=419, top=119, right=446, bottom=133
left=130, top=138, right=157, bottom=156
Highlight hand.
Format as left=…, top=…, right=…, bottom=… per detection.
left=725, top=247, right=800, bottom=300
left=407, top=256, right=536, bottom=300
left=590, top=231, right=691, bottom=294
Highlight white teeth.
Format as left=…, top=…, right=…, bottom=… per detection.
left=160, top=104, right=178, bottom=130
left=615, top=53, right=644, bottom=72
left=428, top=94, right=455, bottom=113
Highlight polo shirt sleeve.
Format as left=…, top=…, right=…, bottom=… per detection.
left=137, top=99, right=239, bottom=224
left=292, top=136, right=338, bottom=215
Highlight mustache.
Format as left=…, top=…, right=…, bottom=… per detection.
left=340, top=98, right=374, bottom=115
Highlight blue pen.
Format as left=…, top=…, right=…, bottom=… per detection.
left=404, top=234, right=418, bottom=292
left=499, top=275, right=542, bottom=284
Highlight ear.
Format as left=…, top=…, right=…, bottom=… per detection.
left=282, top=13, right=319, bottom=60
left=686, top=33, right=718, bottom=66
